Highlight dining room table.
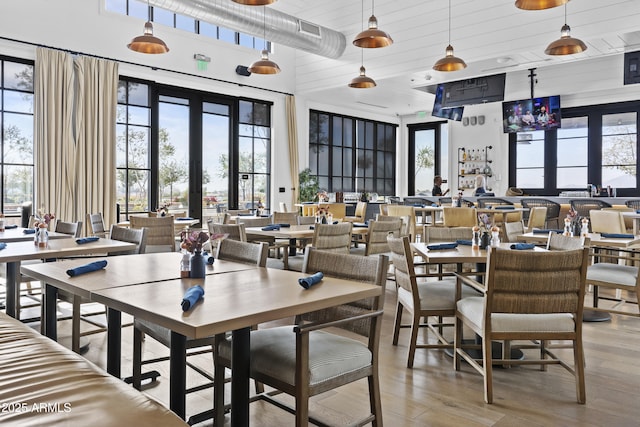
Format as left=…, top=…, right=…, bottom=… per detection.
left=2, top=237, right=139, bottom=320
left=476, top=206, right=529, bottom=226
left=245, top=223, right=370, bottom=256
left=0, top=226, right=72, bottom=243
left=22, top=261, right=382, bottom=426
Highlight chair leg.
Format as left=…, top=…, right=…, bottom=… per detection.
left=392, top=302, right=403, bottom=345
left=407, top=311, right=420, bottom=368
left=483, top=336, right=493, bottom=404
left=453, top=316, right=462, bottom=371
left=540, top=340, right=547, bottom=371
left=574, top=337, right=586, bottom=404
left=71, top=296, right=81, bottom=353
left=368, top=371, right=383, bottom=427
left=213, top=335, right=227, bottom=427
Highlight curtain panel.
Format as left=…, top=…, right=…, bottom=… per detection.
left=34, top=48, right=75, bottom=222
left=286, top=95, right=300, bottom=208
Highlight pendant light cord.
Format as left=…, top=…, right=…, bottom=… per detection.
left=448, top=0, right=452, bottom=45
left=563, top=3, right=567, bottom=25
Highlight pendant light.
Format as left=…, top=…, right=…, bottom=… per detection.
left=127, top=0, right=169, bottom=54
left=248, top=6, right=281, bottom=74
left=544, top=4, right=587, bottom=55
left=232, top=0, right=277, bottom=4
left=433, top=0, right=466, bottom=72
left=353, top=0, right=393, bottom=48
left=515, top=0, right=569, bottom=10
left=349, top=51, right=376, bottom=88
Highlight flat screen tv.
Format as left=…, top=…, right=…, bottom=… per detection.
left=502, top=95, right=561, bottom=133
left=432, top=84, right=464, bottom=121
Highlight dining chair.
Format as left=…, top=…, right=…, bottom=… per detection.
left=526, top=206, right=548, bottom=232
left=442, top=207, right=477, bottom=228
left=476, top=197, right=513, bottom=208
left=602, top=207, right=634, bottom=233
left=520, top=198, right=561, bottom=228
left=624, top=199, right=640, bottom=210
left=546, top=232, right=588, bottom=251
left=454, top=247, right=590, bottom=404
left=236, top=216, right=289, bottom=266
left=376, top=214, right=410, bottom=238
left=379, top=203, right=390, bottom=216
left=312, top=222, right=353, bottom=254
left=503, top=221, right=526, bottom=243
left=387, top=205, right=420, bottom=242
left=343, top=201, right=367, bottom=223
left=350, top=218, right=402, bottom=257
left=570, top=199, right=611, bottom=219
left=423, top=226, right=475, bottom=278
left=55, top=220, right=83, bottom=238
left=86, top=212, right=108, bottom=237
left=208, top=222, right=247, bottom=242
left=130, top=215, right=175, bottom=252
left=273, top=211, right=298, bottom=225
left=213, top=249, right=389, bottom=427
left=132, top=240, right=269, bottom=425
left=589, top=209, right=626, bottom=234
left=278, top=202, right=289, bottom=212
left=225, top=209, right=251, bottom=216
left=387, top=235, right=479, bottom=368
left=318, top=202, right=346, bottom=220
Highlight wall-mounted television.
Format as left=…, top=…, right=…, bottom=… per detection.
left=440, top=73, right=506, bottom=108
left=502, top=95, right=561, bottom=133
left=432, top=84, right=464, bottom=121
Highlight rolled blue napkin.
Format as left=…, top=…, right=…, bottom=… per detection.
left=510, top=243, right=536, bottom=250
left=181, top=285, right=205, bottom=312
left=637, top=210, right=640, bottom=214
left=532, top=229, right=563, bottom=234
left=353, top=222, right=369, bottom=228
left=333, top=221, right=339, bottom=224
left=276, top=223, right=291, bottom=228
left=600, top=233, right=634, bottom=238
left=298, top=272, right=324, bottom=289
left=494, top=206, right=515, bottom=210
left=23, top=228, right=36, bottom=234
left=261, top=224, right=281, bottom=231
left=260, top=214, right=270, bottom=217
left=431, top=203, right=438, bottom=207
left=177, top=217, right=194, bottom=221
left=66, top=260, right=108, bottom=277
left=0, top=243, right=6, bottom=250
left=456, top=239, right=472, bottom=246
left=309, top=225, right=314, bottom=230
left=427, top=242, right=458, bottom=250
left=75, top=236, right=100, bottom=244
left=4, top=224, right=17, bottom=229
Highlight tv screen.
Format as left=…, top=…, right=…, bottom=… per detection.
left=440, top=73, right=506, bottom=108
left=432, top=84, right=464, bottom=121
left=502, top=95, right=561, bottom=133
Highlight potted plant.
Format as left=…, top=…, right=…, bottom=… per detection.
left=298, top=168, right=319, bottom=203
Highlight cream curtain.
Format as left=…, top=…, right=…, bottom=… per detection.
left=285, top=95, right=300, bottom=208
left=34, top=48, right=75, bottom=222
left=74, top=56, right=119, bottom=233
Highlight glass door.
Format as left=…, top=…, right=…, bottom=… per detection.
left=202, top=101, right=231, bottom=222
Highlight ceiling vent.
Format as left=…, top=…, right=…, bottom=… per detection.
left=298, top=20, right=322, bottom=38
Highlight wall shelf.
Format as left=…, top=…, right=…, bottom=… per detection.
left=457, top=146, right=493, bottom=191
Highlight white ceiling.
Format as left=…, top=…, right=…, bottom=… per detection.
left=268, top=0, right=640, bottom=116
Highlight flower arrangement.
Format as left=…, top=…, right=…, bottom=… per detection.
left=34, top=212, right=55, bottom=228
left=316, top=206, right=331, bottom=224
left=157, top=203, right=171, bottom=217
left=477, top=212, right=492, bottom=233
left=564, top=207, right=582, bottom=236
left=180, top=230, right=209, bottom=253
left=316, top=190, right=329, bottom=203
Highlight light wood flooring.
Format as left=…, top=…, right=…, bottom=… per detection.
left=21, top=283, right=640, bottom=427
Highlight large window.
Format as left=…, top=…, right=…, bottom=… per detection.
left=309, top=110, right=396, bottom=195
left=106, top=0, right=269, bottom=52
left=509, top=101, right=640, bottom=197
left=1, top=58, right=34, bottom=216
left=408, top=122, right=448, bottom=196
left=117, top=77, right=271, bottom=219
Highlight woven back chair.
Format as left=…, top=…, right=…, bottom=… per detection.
left=387, top=235, right=478, bottom=367
left=520, top=198, right=561, bottom=228
left=454, top=247, right=590, bottom=404
left=589, top=210, right=626, bottom=234
left=624, top=200, right=640, bottom=210
left=376, top=214, right=410, bottom=238
left=526, top=206, right=548, bottom=232
left=216, top=239, right=268, bottom=266
left=214, top=249, right=389, bottom=426
left=208, top=222, right=247, bottom=242
left=55, top=220, right=83, bottom=238
left=476, top=197, right=513, bottom=208
left=344, top=201, right=367, bottom=222
left=570, top=199, right=611, bottom=219
left=442, top=207, right=477, bottom=228
left=109, top=224, right=148, bottom=255
left=364, top=218, right=403, bottom=256
left=130, top=215, right=175, bottom=252
left=503, top=221, right=526, bottom=243
left=272, top=211, right=298, bottom=225
left=387, top=205, right=420, bottom=241
left=312, top=222, right=353, bottom=254
left=547, top=233, right=588, bottom=250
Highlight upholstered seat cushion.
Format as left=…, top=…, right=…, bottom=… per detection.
left=587, top=263, right=638, bottom=287
left=457, top=297, right=576, bottom=333
left=218, top=326, right=371, bottom=387
left=397, top=279, right=478, bottom=311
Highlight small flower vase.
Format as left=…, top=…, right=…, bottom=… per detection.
left=563, top=218, right=573, bottom=237
left=190, top=250, right=206, bottom=279
left=480, top=231, right=491, bottom=249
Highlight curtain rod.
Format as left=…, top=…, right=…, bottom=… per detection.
left=0, top=35, right=293, bottom=97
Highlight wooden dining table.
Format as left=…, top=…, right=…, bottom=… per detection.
left=22, top=259, right=381, bottom=426
left=0, top=226, right=72, bottom=243
left=2, top=237, right=138, bottom=319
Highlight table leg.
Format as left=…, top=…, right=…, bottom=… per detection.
left=289, top=238, right=297, bottom=257
left=6, top=262, right=18, bottom=318
left=170, top=331, right=187, bottom=420
left=231, top=327, right=250, bottom=427
left=106, top=308, right=121, bottom=378
left=43, top=284, right=58, bottom=340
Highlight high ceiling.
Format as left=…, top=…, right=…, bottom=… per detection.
left=268, top=0, right=640, bottom=116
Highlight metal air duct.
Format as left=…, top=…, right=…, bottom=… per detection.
left=147, top=0, right=346, bottom=59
